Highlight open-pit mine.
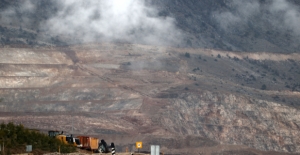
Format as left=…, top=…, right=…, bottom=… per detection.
left=1, top=43, right=300, bottom=155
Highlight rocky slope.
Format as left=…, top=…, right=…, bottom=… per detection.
left=1, top=0, right=300, bottom=52
left=150, top=0, right=300, bottom=52
left=0, top=44, right=300, bottom=154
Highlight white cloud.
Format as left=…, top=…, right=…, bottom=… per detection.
left=269, top=0, right=300, bottom=36
left=213, top=0, right=300, bottom=37
left=214, top=11, right=241, bottom=30
left=0, top=0, right=35, bottom=26
left=43, top=0, right=183, bottom=46
left=213, top=0, right=260, bottom=30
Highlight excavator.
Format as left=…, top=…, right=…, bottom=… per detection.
left=48, top=130, right=82, bottom=148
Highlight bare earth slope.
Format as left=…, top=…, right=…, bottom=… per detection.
left=0, top=44, right=300, bottom=154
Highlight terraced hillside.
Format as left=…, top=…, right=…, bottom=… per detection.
left=0, top=44, right=300, bottom=154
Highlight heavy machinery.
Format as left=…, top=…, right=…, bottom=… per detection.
left=48, top=130, right=115, bottom=154
left=48, top=130, right=82, bottom=148
left=98, top=139, right=115, bottom=154
left=77, top=136, right=99, bottom=152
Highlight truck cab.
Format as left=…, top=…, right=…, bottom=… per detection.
left=48, top=130, right=82, bottom=147
left=48, top=130, right=61, bottom=137
left=67, top=136, right=82, bottom=148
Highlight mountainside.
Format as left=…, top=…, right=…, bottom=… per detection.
left=0, top=44, right=300, bottom=154
left=1, top=0, right=300, bottom=154
left=150, top=0, right=300, bottom=52
left=0, top=0, right=300, bottom=52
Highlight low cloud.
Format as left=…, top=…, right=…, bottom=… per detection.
left=213, top=0, right=300, bottom=37
left=0, top=0, right=36, bottom=27
left=269, top=0, right=300, bottom=36
left=0, top=0, right=183, bottom=46
left=213, top=0, right=260, bottom=30
left=42, top=0, right=184, bottom=46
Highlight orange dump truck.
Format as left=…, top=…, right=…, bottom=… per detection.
left=77, top=136, right=99, bottom=151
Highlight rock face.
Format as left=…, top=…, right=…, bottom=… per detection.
left=165, top=92, right=300, bottom=152
left=0, top=44, right=300, bottom=154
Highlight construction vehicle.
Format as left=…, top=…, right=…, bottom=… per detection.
left=98, top=139, right=115, bottom=153
left=48, top=130, right=82, bottom=148
left=77, top=136, right=99, bottom=152
left=48, top=130, right=115, bottom=154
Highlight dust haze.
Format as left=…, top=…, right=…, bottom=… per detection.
left=213, top=0, right=300, bottom=37
left=269, top=0, right=300, bottom=36
left=0, top=0, right=36, bottom=28
left=43, top=0, right=184, bottom=46
left=213, top=0, right=260, bottom=30
left=0, top=0, right=184, bottom=46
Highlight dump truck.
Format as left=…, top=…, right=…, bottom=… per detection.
left=77, top=136, right=99, bottom=151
